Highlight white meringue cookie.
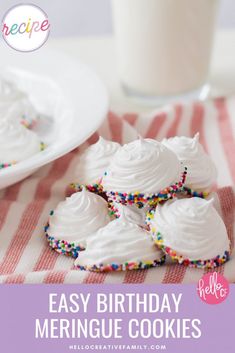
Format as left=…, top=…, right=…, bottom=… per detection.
left=75, top=136, right=121, bottom=185
left=0, top=79, right=38, bottom=126
left=150, top=197, right=230, bottom=261
left=0, top=118, right=42, bottom=164
left=111, top=202, right=148, bottom=228
left=162, top=133, right=217, bottom=192
left=0, top=79, right=24, bottom=108
left=47, top=188, right=110, bottom=245
left=102, top=138, right=181, bottom=194
left=75, top=213, right=164, bottom=268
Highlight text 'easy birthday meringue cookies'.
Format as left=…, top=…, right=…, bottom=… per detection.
left=148, top=197, right=230, bottom=269
left=102, top=138, right=187, bottom=207
left=162, top=133, right=217, bottom=194
left=0, top=118, right=45, bottom=169
left=74, top=213, right=165, bottom=272
left=45, top=188, right=110, bottom=258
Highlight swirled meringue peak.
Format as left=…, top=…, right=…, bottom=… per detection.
left=74, top=136, right=121, bottom=185
left=0, top=79, right=24, bottom=107
left=47, top=188, right=110, bottom=247
left=0, top=79, right=38, bottom=127
left=74, top=212, right=165, bottom=271
left=0, top=118, right=43, bottom=165
left=102, top=138, right=181, bottom=194
left=149, top=197, right=230, bottom=268
left=162, top=133, right=217, bottom=192
left=109, top=202, right=148, bottom=228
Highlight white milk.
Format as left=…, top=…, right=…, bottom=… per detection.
left=112, top=0, right=218, bottom=98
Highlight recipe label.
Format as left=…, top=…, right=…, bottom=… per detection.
left=2, top=3, right=50, bottom=52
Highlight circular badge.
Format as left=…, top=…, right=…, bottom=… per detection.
left=2, top=4, right=50, bottom=52
left=197, top=272, right=229, bottom=305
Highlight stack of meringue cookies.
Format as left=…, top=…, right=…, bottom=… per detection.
left=0, top=78, right=44, bottom=170
left=45, top=134, right=230, bottom=272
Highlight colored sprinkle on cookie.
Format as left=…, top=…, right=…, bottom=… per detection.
left=75, top=256, right=166, bottom=272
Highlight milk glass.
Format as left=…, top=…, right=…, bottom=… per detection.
left=112, top=0, right=219, bottom=104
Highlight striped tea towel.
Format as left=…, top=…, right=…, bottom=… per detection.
left=0, top=97, right=234, bottom=284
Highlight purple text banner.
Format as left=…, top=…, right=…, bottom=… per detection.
left=0, top=284, right=234, bottom=353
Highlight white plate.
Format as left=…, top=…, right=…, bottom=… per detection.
left=0, top=47, right=108, bottom=189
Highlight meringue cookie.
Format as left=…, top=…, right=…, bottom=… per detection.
left=110, top=202, right=148, bottom=228
left=47, top=188, right=110, bottom=246
left=162, top=133, right=217, bottom=192
left=75, top=213, right=164, bottom=271
left=0, top=118, right=42, bottom=164
left=102, top=138, right=181, bottom=194
left=0, top=79, right=38, bottom=127
left=150, top=197, right=230, bottom=263
left=74, top=136, right=120, bottom=185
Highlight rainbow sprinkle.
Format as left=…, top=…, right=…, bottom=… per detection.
left=0, top=161, right=17, bottom=170
left=40, top=142, right=46, bottom=151
left=107, top=201, right=120, bottom=218
left=181, top=186, right=209, bottom=199
left=147, top=213, right=230, bottom=269
left=69, top=182, right=104, bottom=194
left=67, top=182, right=107, bottom=201
left=104, top=167, right=188, bottom=208
left=21, top=118, right=32, bottom=129
left=0, top=141, right=46, bottom=170
left=145, top=208, right=156, bottom=225
left=44, top=212, right=85, bottom=258
left=44, top=186, right=112, bottom=258
left=75, top=255, right=166, bottom=272
left=107, top=201, right=149, bottom=228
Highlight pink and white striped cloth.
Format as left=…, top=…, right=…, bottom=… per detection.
left=0, top=97, right=234, bottom=284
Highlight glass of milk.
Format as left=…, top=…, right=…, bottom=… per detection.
left=112, top=0, right=219, bottom=104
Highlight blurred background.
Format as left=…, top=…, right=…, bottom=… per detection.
left=0, top=0, right=234, bottom=37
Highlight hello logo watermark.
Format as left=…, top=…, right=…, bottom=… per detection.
left=2, top=3, right=50, bottom=52
left=197, top=272, right=229, bottom=305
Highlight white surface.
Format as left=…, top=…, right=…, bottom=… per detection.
left=0, top=47, right=108, bottom=189
left=0, top=0, right=234, bottom=38
left=48, top=30, right=235, bottom=113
